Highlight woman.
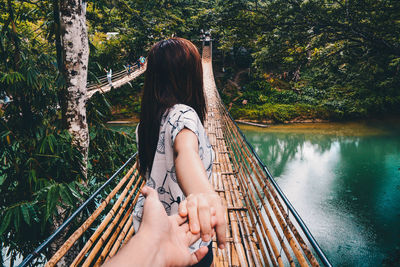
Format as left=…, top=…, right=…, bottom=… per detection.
left=132, top=38, right=226, bottom=266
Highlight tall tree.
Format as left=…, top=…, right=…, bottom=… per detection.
left=59, top=0, right=90, bottom=177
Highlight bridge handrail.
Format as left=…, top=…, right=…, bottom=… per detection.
left=18, top=152, right=138, bottom=267
left=219, top=99, right=332, bottom=267
left=86, top=63, right=145, bottom=91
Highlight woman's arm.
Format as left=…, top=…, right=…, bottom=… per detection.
left=174, top=128, right=226, bottom=249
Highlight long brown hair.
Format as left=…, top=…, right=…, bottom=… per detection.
left=138, top=38, right=206, bottom=176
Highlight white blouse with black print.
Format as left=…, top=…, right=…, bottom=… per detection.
left=132, top=104, right=215, bottom=252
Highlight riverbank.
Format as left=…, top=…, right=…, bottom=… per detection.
left=107, top=116, right=400, bottom=134
left=239, top=119, right=400, bottom=137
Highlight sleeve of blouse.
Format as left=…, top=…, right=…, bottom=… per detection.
left=166, top=106, right=200, bottom=146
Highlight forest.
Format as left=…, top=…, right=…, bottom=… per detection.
left=1, top=0, right=399, bottom=265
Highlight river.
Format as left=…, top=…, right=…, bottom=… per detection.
left=240, top=120, right=400, bottom=266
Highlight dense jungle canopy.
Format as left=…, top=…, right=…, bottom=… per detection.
left=1, top=0, right=399, bottom=265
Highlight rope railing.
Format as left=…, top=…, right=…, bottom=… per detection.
left=86, top=64, right=143, bottom=91
left=221, top=103, right=332, bottom=267
left=19, top=153, right=138, bottom=267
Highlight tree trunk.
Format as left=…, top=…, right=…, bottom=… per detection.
left=59, top=0, right=89, bottom=178
left=54, top=0, right=68, bottom=130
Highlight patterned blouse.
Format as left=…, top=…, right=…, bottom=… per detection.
left=132, top=104, right=214, bottom=251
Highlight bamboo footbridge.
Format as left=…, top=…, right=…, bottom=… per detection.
left=86, top=63, right=146, bottom=99
left=21, top=43, right=331, bottom=267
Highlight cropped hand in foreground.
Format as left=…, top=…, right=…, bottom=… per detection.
left=103, top=186, right=208, bottom=267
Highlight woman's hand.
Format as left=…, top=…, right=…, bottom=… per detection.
left=178, top=192, right=226, bottom=249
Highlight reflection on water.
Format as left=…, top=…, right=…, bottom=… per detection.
left=241, top=122, right=400, bottom=266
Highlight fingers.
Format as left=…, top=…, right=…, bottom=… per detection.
left=187, top=195, right=200, bottom=233
left=179, top=192, right=227, bottom=250
left=198, top=196, right=212, bottom=242
left=190, top=246, right=209, bottom=265
left=211, top=214, right=217, bottom=228
left=181, top=222, right=190, bottom=233
left=210, top=207, right=216, bottom=216
left=141, top=186, right=157, bottom=199
left=215, top=203, right=227, bottom=249
left=178, top=199, right=188, bottom=217
left=171, top=214, right=188, bottom=226
left=187, top=229, right=201, bottom=245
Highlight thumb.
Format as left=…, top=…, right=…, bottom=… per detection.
left=141, top=186, right=157, bottom=199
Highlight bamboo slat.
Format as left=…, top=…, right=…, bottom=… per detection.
left=93, top=181, right=143, bottom=266
left=220, top=105, right=310, bottom=266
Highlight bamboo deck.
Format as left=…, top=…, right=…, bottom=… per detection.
left=46, top=45, right=322, bottom=266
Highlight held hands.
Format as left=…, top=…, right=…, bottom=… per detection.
left=178, top=192, right=227, bottom=250
left=102, top=186, right=210, bottom=267
left=140, top=186, right=209, bottom=267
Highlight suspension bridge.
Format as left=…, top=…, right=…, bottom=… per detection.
left=20, top=42, right=332, bottom=267
left=86, top=64, right=146, bottom=98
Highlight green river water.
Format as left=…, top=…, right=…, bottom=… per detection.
left=240, top=120, right=400, bottom=266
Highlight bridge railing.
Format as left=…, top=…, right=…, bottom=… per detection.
left=216, top=92, right=332, bottom=267
left=86, top=63, right=146, bottom=92
left=19, top=153, right=139, bottom=267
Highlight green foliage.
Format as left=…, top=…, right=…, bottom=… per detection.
left=0, top=1, right=137, bottom=263
left=0, top=46, right=87, bottom=258
left=85, top=0, right=218, bottom=77
left=230, top=103, right=328, bottom=123
left=215, top=0, right=400, bottom=121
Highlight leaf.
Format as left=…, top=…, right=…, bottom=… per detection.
left=0, top=211, right=12, bottom=235
left=14, top=208, right=21, bottom=230
left=40, top=136, right=47, bottom=154
left=28, top=204, right=39, bottom=223
left=69, top=185, right=82, bottom=199
left=20, top=205, right=30, bottom=225
left=48, top=134, right=55, bottom=153
left=29, top=169, right=37, bottom=184
left=59, top=184, right=74, bottom=206
left=46, top=185, right=59, bottom=221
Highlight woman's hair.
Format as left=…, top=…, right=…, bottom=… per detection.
left=138, top=37, right=206, bottom=176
